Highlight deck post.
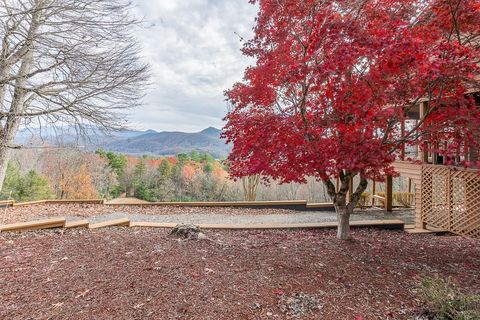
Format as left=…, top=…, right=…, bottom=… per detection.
left=385, top=175, right=393, bottom=212
left=371, top=180, right=376, bottom=207
left=418, top=102, right=429, bottom=163
left=400, top=120, right=406, bottom=160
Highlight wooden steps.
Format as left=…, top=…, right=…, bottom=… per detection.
left=89, top=218, right=130, bottom=229
left=65, top=219, right=89, bottom=228
left=404, top=226, right=449, bottom=235
left=405, top=228, right=436, bottom=234
left=130, top=219, right=404, bottom=230
left=0, top=200, right=14, bottom=207
left=129, top=221, right=178, bottom=228
left=12, top=200, right=47, bottom=207
left=107, top=200, right=308, bottom=208
left=1, top=217, right=405, bottom=232
left=0, top=217, right=66, bottom=232
left=305, top=202, right=335, bottom=210
left=46, top=199, right=104, bottom=205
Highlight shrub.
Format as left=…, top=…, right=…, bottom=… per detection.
left=357, top=192, right=370, bottom=209
left=418, top=276, right=480, bottom=320
left=395, top=192, right=414, bottom=207
left=2, top=163, right=54, bottom=201
left=135, top=182, right=157, bottom=202
left=373, top=191, right=414, bottom=207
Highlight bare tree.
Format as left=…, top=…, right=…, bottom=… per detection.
left=242, top=174, right=260, bottom=201
left=0, top=0, right=149, bottom=189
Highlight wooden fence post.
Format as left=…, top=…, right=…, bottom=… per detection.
left=385, top=175, right=393, bottom=212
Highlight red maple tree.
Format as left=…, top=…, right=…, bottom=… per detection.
left=223, top=0, right=480, bottom=239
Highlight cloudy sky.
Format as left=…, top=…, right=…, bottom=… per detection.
left=130, top=0, right=257, bottom=132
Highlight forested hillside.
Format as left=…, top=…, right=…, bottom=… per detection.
left=2, top=148, right=342, bottom=203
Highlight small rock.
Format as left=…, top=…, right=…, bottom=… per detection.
left=205, top=267, right=214, bottom=274
left=278, top=292, right=323, bottom=317
left=197, top=232, right=208, bottom=240
left=169, top=224, right=204, bottom=240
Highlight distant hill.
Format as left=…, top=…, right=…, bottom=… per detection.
left=103, top=127, right=231, bottom=158
left=15, top=126, right=231, bottom=158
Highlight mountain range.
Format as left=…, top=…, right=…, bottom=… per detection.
left=15, top=126, right=231, bottom=159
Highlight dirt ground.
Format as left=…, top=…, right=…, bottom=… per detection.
left=0, top=204, right=302, bottom=224
left=1, top=228, right=478, bottom=319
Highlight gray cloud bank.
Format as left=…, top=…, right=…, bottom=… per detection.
left=130, top=0, right=257, bottom=132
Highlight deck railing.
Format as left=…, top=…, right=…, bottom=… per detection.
left=421, top=164, right=480, bottom=238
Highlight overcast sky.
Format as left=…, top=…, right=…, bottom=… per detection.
left=129, top=0, right=257, bottom=133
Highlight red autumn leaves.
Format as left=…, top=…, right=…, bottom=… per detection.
left=223, top=0, right=480, bottom=183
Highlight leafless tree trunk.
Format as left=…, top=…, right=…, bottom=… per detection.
left=324, top=172, right=368, bottom=240
left=242, top=174, right=260, bottom=201
left=0, top=0, right=149, bottom=190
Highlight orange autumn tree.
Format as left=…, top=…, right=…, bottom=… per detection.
left=39, top=149, right=106, bottom=199
left=62, top=164, right=98, bottom=199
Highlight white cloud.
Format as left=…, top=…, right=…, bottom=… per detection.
left=130, top=0, right=257, bottom=132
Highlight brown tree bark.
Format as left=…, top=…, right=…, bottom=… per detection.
left=324, top=172, right=369, bottom=240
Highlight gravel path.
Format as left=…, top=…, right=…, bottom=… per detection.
left=2, top=203, right=415, bottom=225
left=88, top=210, right=414, bottom=225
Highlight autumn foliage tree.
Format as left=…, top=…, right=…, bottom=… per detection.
left=40, top=149, right=106, bottom=199
left=223, top=0, right=480, bottom=239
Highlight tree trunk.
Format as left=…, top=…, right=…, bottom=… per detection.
left=334, top=199, right=353, bottom=240
left=324, top=173, right=369, bottom=240
left=0, top=4, right=42, bottom=191
left=0, top=144, right=12, bottom=192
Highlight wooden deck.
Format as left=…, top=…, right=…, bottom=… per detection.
left=392, top=161, right=423, bottom=228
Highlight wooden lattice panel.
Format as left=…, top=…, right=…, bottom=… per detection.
left=421, top=165, right=480, bottom=238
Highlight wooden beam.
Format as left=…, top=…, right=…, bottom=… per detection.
left=0, top=217, right=66, bottom=232
left=129, top=222, right=178, bottom=228
left=405, top=227, right=449, bottom=235
left=46, top=199, right=104, bottom=205
left=105, top=200, right=308, bottom=207
left=385, top=175, right=393, bottom=212
left=305, top=203, right=335, bottom=210
left=130, top=220, right=405, bottom=230
left=65, top=219, right=89, bottom=228
left=12, top=200, right=47, bottom=207
left=89, top=218, right=130, bottom=229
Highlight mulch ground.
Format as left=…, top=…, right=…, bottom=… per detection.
left=1, top=228, right=478, bottom=319
left=0, top=204, right=299, bottom=224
